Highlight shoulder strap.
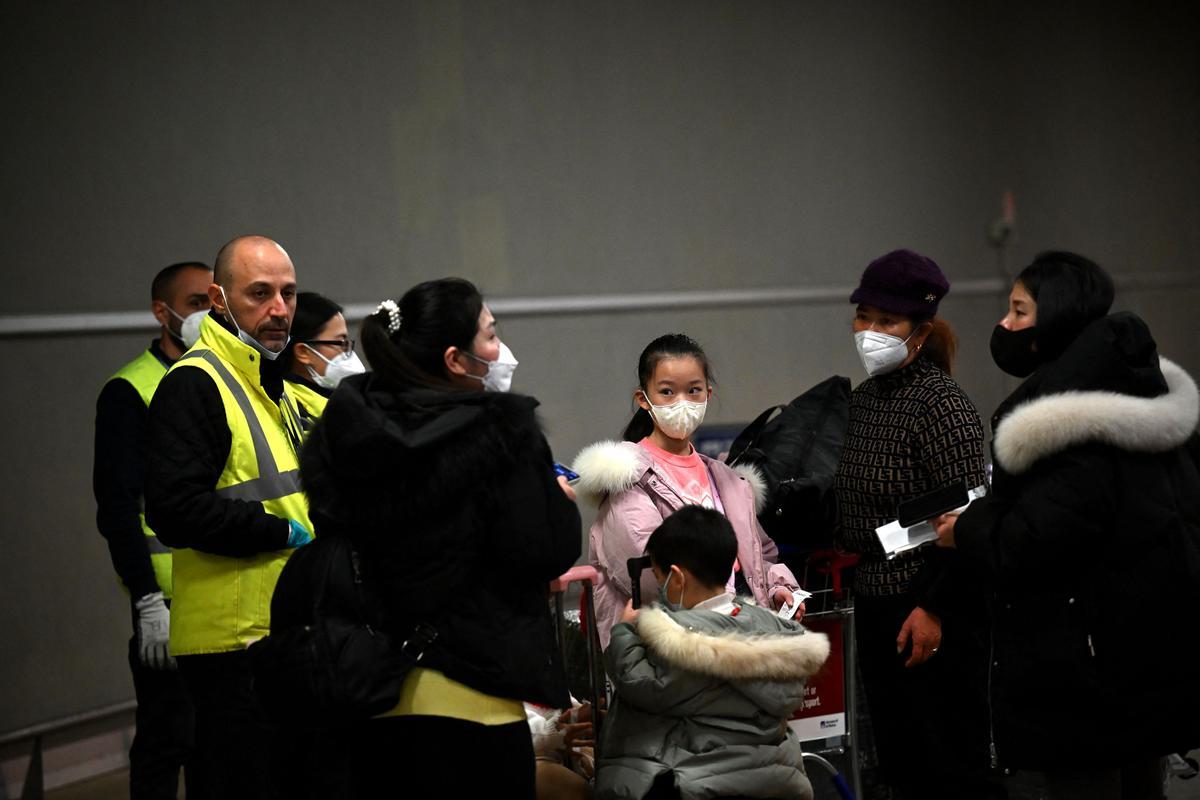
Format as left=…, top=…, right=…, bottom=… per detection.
left=727, top=405, right=784, bottom=467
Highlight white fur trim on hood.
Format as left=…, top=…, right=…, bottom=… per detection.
left=994, top=357, right=1199, bottom=475
left=571, top=440, right=645, bottom=501
left=730, top=463, right=768, bottom=515
left=571, top=440, right=769, bottom=512
left=636, top=606, right=830, bottom=682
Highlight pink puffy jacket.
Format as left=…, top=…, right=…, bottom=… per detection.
left=571, top=440, right=800, bottom=649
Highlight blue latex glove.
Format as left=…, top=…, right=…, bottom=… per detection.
left=287, top=519, right=314, bottom=548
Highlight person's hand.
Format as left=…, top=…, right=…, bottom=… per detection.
left=287, top=519, right=313, bottom=548
left=560, top=720, right=595, bottom=751
left=556, top=475, right=577, bottom=502
left=933, top=512, right=959, bottom=548
left=567, top=702, right=595, bottom=724
left=771, top=587, right=806, bottom=620
left=619, top=599, right=640, bottom=624
left=134, top=591, right=176, bottom=670
left=897, top=606, right=942, bottom=668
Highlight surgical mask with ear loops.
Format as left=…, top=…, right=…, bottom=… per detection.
left=463, top=342, right=519, bottom=393
left=657, top=570, right=685, bottom=612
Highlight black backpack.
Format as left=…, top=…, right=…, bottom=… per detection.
left=726, top=375, right=851, bottom=551
left=248, top=535, right=436, bottom=726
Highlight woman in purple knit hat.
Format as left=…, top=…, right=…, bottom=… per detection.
left=834, top=250, right=1002, bottom=799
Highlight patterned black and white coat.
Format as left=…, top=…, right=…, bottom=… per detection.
left=956, top=312, right=1200, bottom=772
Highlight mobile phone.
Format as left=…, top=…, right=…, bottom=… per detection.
left=553, top=462, right=580, bottom=483
left=897, top=483, right=969, bottom=528
left=627, top=556, right=654, bottom=609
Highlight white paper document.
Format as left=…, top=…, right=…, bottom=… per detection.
left=875, top=485, right=988, bottom=559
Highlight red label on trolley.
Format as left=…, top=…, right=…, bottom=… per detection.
left=788, top=616, right=846, bottom=742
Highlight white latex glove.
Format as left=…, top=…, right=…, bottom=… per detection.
left=134, top=591, right=176, bottom=670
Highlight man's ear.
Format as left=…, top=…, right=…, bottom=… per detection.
left=208, top=283, right=225, bottom=315
left=151, top=300, right=171, bottom=329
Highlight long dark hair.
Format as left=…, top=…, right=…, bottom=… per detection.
left=1015, top=251, right=1114, bottom=363
left=284, top=291, right=343, bottom=371
left=361, top=277, right=484, bottom=390
left=622, top=333, right=714, bottom=442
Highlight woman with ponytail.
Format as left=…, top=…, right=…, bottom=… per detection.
left=300, top=277, right=581, bottom=798
left=571, top=333, right=800, bottom=649
left=834, top=249, right=1000, bottom=799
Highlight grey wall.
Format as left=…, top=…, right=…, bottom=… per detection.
left=1, top=1, right=1197, bottom=732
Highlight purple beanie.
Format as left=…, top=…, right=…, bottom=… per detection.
left=849, top=249, right=950, bottom=317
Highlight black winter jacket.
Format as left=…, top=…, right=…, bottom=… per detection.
left=299, top=373, right=582, bottom=708
left=956, top=312, right=1200, bottom=770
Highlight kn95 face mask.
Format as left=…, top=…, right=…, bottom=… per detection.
left=854, top=329, right=914, bottom=377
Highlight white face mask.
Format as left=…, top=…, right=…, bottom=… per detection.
left=219, top=286, right=290, bottom=361
left=644, top=395, right=708, bottom=440
left=165, top=306, right=207, bottom=349
left=854, top=329, right=915, bottom=377
left=304, top=346, right=365, bottom=390
left=464, top=341, right=519, bottom=392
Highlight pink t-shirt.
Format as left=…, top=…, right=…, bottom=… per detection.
left=638, top=438, right=716, bottom=509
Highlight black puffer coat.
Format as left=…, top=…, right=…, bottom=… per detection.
left=300, top=373, right=582, bottom=707
left=956, top=312, right=1200, bottom=770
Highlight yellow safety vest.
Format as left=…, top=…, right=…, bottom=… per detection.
left=166, top=316, right=313, bottom=655
left=284, top=378, right=329, bottom=435
left=107, top=349, right=175, bottom=599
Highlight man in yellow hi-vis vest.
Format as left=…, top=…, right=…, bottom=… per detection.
left=94, top=260, right=211, bottom=799
left=145, top=236, right=313, bottom=800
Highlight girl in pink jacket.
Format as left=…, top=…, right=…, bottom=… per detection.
left=571, top=333, right=801, bottom=649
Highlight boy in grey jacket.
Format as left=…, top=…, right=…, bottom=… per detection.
left=599, top=506, right=830, bottom=800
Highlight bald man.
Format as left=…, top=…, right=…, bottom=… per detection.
left=145, top=236, right=314, bottom=799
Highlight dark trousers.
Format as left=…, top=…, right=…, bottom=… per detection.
left=352, top=715, right=535, bottom=798
left=177, top=650, right=345, bottom=800
left=127, top=636, right=194, bottom=800
left=855, top=593, right=1005, bottom=800
left=1043, top=759, right=1165, bottom=800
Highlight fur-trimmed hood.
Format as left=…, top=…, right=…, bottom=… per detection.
left=636, top=604, right=829, bottom=681
left=572, top=439, right=767, bottom=512
left=995, top=357, right=1199, bottom=475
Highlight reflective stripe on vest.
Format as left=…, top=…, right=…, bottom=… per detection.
left=166, top=316, right=311, bottom=655
left=284, top=378, right=329, bottom=436
left=108, top=349, right=174, bottom=598
left=179, top=350, right=303, bottom=503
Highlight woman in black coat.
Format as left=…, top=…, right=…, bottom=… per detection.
left=300, top=278, right=581, bottom=798
left=935, top=252, right=1200, bottom=799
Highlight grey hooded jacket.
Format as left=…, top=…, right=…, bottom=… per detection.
left=598, top=600, right=830, bottom=800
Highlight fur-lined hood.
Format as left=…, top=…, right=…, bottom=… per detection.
left=995, top=357, right=1199, bottom=475
left=636, top=605, right=829, bottom=681
left=572, top=439, right=767, bottom=512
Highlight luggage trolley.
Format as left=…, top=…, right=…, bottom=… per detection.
left=790, top=549, right=862, bottom=800
left=550, top=565, right=607, bottom=761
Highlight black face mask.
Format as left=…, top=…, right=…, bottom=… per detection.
left=990, top=324, right=1040, bottom=377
